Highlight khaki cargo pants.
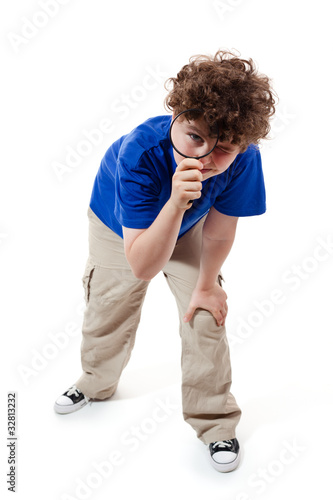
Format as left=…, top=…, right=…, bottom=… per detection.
left=75, top=207, right=241, bottom=444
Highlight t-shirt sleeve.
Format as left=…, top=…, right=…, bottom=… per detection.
left=114, top=154, right=162, bottom=229
left=213, top=146, right=266, bottom=217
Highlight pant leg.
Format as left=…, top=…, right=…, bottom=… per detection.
left=162, top=217, right=241, bottom=444
left=75, top=208, right=149, bottom=400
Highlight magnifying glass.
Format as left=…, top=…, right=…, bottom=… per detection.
left=169, top=108, right=219, bottom=160
left=169, top=108, right=219, bottom=204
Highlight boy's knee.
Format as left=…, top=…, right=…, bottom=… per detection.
left=189, top=308, right=226, bottom=335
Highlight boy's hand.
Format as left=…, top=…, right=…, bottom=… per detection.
left=183, top=283, right=228, bottom=327
left=170, top=159, right=203, bottom=210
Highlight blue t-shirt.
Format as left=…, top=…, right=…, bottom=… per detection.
left=90, top=115, right=266, bottom=239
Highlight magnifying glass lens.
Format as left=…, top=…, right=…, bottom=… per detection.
left=169, top=109, right=219, bottom=159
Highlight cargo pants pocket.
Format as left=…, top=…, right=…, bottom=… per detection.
left=82, top=259, right=95, bottom=304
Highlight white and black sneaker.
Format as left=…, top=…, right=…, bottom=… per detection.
left=208, top=438, right=241, bottom=472
left=54, top=385, right=90, bottom=414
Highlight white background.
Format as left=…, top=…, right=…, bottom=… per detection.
left=1, top=0, right=332, bottom=499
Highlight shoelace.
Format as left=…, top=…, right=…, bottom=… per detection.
left=67, top=385, right=81, bottom=397
left=67, top=385, right=90, bottom=403
left=212, top=440, right=233, bottom=449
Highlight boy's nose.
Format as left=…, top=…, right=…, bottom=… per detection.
left=200, top=154, right=213, bottom=165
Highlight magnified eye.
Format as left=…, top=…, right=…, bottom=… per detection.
left=189, top=133, right=204, bottom=143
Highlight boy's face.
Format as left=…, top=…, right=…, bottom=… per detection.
left=171, top=113, right=241, bottom=181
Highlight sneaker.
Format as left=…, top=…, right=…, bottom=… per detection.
left=208, top=438, right=241, bottom=472
left=54, top=385, right=90, bottom=414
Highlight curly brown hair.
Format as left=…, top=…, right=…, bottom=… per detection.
left=165, top=49, right=277, bottom=151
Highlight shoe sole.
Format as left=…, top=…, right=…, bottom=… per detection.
left=54, top=399, right=89, bottom=415
left=208, top=448, right=241, bottom=473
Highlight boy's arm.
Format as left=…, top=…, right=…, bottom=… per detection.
left=123, top=200, right=185, bottom=281
left=123, top=159, right=203, bottom=281
left=183, top=207, right=238, bottom=326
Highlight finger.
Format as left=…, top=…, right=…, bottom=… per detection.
left=185, top=190, right=201, bottom=202
left=221, top=304, right=228, bottom=317
left=177, top=190, right=201, bottom=208
left=216, top=317, right=224, bottom=327
left=180, top=181, right=202, bottom=192
left=183, top=306, right=197, bottom=323
left=217, top=308, right=228, bottom=326
left=218, top=316, right=225, bottom=327
left=177, top=159, right=203, bottom=172
left=178, top=169, right=203, bottom=181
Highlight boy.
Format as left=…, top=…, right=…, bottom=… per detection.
left=54, top=50, right=276, bottom=473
